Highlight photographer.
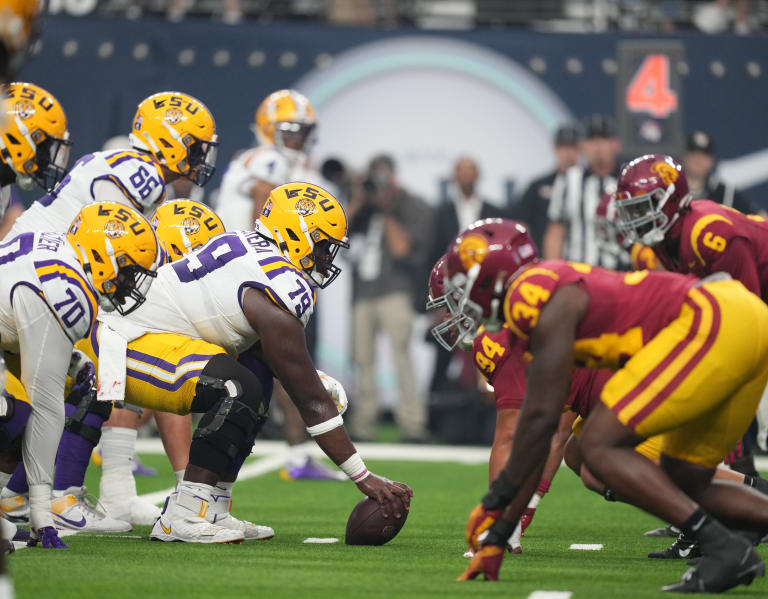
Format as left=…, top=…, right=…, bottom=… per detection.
left=347, top=154, right=432, bottom=442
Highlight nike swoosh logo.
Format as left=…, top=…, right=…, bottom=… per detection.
left=160, top=522, right=172, bottom=535
left=55, top=514, right=87, bottom=528
left=679, top=547, right=692, bottom=557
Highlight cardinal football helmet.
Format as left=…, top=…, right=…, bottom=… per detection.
left=151, top=199, right=225, bottom=262
left=130, top=91, right=218, bottom=186
left=614, top=154, right=691, bottom=246
left=0, top=82, right=71, bottom=191
left=255, top=182, right=348, bottom=288
left=427, top=253, right=474, bottom=351
left=254, top=89, right=316, bottom=164
left=432, top=219, right=538, bottom=351
left=67, top=202, right=161, bottom=315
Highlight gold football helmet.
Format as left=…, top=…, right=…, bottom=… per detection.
left=254, top=89, right=315, bottom=163
left=130, top=91, right=218, bottom=186
left=255, top=182, right=348, bottom=288
left=0, top=82, right=70, bottom=191
left=151, top=199, right=225, bottom=262
left=67, top=202, right=161, bottom=315
left=0, top=0, right=40, bottom=82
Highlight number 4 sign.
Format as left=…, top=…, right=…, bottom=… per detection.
left=626, top=54, right=678, bottom=118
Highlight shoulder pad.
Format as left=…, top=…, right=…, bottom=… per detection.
left=503, top=265, right=563, bottom=340
left=687, top=213, right=735, bottom=269
left=94, top=150, right=166, bottom=213
left=243, top=148, right=291, bottom=186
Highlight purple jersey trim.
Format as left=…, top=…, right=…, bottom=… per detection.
left=126, top=348, right=217, bottom=374
left=126, top=366, right=204, bottom=392
left=237, top=281, right=292, bottom=316
left=263, top=265, right=297, bottom=280
left=35, top=259, right=97, bottom=334
left=89, top=174, right=143, bottom=211
left=257, top=256, right=285, bottom=267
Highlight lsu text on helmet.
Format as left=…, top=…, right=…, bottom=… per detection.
left=255, top=181, right=348, bottom=288
left=0, top=81, right=70, bottom=191
left=254, top=89, right=316, bottom=164
left=614, top=154, right=691, bottom=246
left=67, top=202, right=161, bottom=315
left=432, top=218, right=538, bottom=351
left=130, top=91, right=218, bottom=187
left=151, top=198, right=225, bottom=262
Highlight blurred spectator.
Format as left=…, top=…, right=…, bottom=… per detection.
left=684, top=130, right=755, bottom=213
left=543, top=114, right=623, bottom=268
left=0, top=188, right=23, bottom=239
left=516, top=124, right=581, bottom=250
left=347, top=154, right=431, bottom=442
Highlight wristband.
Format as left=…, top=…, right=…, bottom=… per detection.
left=484, top=518, right=518, bottom=547
left=339, top=452, right=370, bottom=483
left=537, top=479, right=551, bottom=495
left=306, top=414, right=344, bottom=437
left=482, top=474, right=519, bottom=510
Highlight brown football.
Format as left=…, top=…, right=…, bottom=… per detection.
left=344, top=497, right=408, bottom=546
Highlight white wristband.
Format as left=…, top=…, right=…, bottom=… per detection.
left=339, top=452, right=370, bottom=483
left=306, top=414, right=344, bottom=437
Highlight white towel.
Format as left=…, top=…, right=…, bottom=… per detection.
left=96, top=322, right=128, bottom=403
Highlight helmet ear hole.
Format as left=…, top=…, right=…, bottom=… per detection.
left=5, top=133, right=20, bottom=145
left=91, top=249, right=104, bottom=264
left=285, top=228, right=300, bottom=242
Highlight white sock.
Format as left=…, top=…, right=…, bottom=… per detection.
left=174, top=470, right=185, bottom=486
left=0, top=471, right=11, bottom=490
left=100, top=427, right=138, bottom=504
left=28, top=483, right=54, bottom=531
left=0, top=574, right=14, bottom=599
left=528, top=493, right=542, bottom=510
left=0, top=516, right=17, bottom=541
left=286, top=442, right=311, bottom=469
left=178, top=480, right=214, bottom=499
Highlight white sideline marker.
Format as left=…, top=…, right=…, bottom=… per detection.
left=304, top=537, right=339, bottom=544
left=569, top=543, right=603, bottom=551
left=527, top=592, right=572, bottom=599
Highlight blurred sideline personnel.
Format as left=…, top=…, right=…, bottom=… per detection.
left=217, top=89, right=344, bottom=481
left=0, top=202, right=161, bottom=549
left=78, top=182, right=412, bottom=543
left=1, top=90, right=219, bottom=528
left=543, top=115, right=624, bottom=268
left=347, top=154, right=432, bottom=442
left=515, top=125, right=581, bottom=250
left=447, top=220, right=768, bottom=592
left=684, top=131, right=756, bottom=214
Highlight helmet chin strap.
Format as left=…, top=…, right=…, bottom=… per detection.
left=485, top=271, right=508, bottom=333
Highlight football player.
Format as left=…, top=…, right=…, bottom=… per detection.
left=0, top=0, right=40, bottom=84
left=446, top=219, right=768, bottom=592
left=0, top=202, right=161, bottom=548
left=1, top=89, right=219, bottom=528
left=77, top=182, right=411, bottom=543
left=217, top=89, right=343, bottom=481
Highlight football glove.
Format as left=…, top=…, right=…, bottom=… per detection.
left=317, top=370, right=348, bottom=415
left=457, top=544, right=505, bottom=581
left=465, top=504, right=501, bottom=552
left=28, top=526, right=68, bottom=549
left=68, top=349, right=96, bottom=395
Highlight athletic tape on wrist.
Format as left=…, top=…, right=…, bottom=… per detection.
left=306, top=414, right=344, bottom=437
left=339, top=452, right=370, bottom=482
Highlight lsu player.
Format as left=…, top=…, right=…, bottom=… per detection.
left=1, top=90, right=219, bottom=527
left=440, top=219, right=768, bottom=592
left=79, top=182, right=411, bottom=543
left=0, top=0, right=40, bottom=84
left=217, top=89, right=344, bottom=482
left=0, top=202, right=161, bottom=548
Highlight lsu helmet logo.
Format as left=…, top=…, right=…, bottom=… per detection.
left=13, top=100, right=34, bottom=120
left=457, top=234, right=489, bottom=271
left=181, top=217, right=200, bottom=234
left=651, top=161, right=679, bottom=187
left=295, top=198, right=315, bottom=217
left=164, top=108, right=183, bottom=125
left=104, top=219, right=126, bottom=239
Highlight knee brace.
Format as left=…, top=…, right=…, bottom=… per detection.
left=190, top=374, right=269, bottom=475
left=64, top=389, right=113, bottom=445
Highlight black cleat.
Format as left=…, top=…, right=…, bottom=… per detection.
left=661, top=537, right=765, bottom=593
left=649, top=533, right=701, bottom=560
left=645, top=523, right=681, bottom=538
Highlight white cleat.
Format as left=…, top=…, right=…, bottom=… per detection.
left=150, top=490, right=244, bottom=544
left=99, top=470, right=160, bottom=525
left=207, top=489, right=274, bottom=541
left=51, top=486, right=132, bottom=533
left=0, top=492, right=29, bottom=524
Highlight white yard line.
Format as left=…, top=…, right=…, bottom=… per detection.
left=569, top=543, right=603, bottom=550
left=527, top=593, right=572, bottom=599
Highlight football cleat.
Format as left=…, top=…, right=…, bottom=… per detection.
left=0, top=492, right=29, bottom=523
left=51, top=486, right=131, bottom=533
left=644, top=523, right=680, bottom=538
left=208, top=489, right=274, bottom=541
left=150, top=491, right=243, bottom=544
left=280, top=457, right=347, bottom=482
left=99, top=470, right=161, bottom=525
left=649, top=533, right=701, bottom=560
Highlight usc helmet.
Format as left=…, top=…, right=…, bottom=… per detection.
left=614, top=154, right=691, bottom=246
left=427, top=254, right=473, bottom=351
left=130, top=91, right=218, bottom=186
left=255, top=182, right=348, bottom=288
left=0, top=82, right=71, bottom=191
left=254, top=89, right=316, bottom=163
left=151, top=199, right=225, bottom=262
left=67, top=202, right=161, bottom=315
left=432, top=219, right=538, bottom=351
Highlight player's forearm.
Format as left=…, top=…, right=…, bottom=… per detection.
left=311, top=425, right=357, bottom=467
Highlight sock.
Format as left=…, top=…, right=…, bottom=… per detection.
left=744, top=474, right=768, bottom=495
left=536, top=479, right=551, bottom=495
left=100, top=427, right=137, bottom=473
left=174, top=470, right=185, bottom=486
left=178, top=480, right=214, bottom=499
left=215, top=481, right=234, bottom=494
left=0, top=575, right=13, bottom=599
left=0, top=471, right=11, bottom=490
left=53, top=405, right=106, bottom=491
left=5, top=462, right=28, bottom=495
left=286, top=442, right=310, bottom=470
left=680, top=509, right=712, bottom=539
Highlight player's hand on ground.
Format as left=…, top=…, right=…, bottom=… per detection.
left=465, top=503, right=502, bottom=551
left=356, top=474, right=413, bottom=519
left=457, top=544, right=505, bottom=581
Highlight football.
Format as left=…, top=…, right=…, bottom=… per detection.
left=345, top=497, right=409, bottom=546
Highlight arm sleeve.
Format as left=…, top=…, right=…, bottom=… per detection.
left=14, top=286, right=72, bottom=528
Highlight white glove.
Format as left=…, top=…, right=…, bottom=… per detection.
left=317, top=370, right=348, bottom=416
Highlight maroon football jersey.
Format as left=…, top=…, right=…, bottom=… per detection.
left=654, top=200, right=768, bottom=301
left=503, top=260, right=698, bottom=369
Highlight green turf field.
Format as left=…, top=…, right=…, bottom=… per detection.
left=9, top=453, right=768, bottom=598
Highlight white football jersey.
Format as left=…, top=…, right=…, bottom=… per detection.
left=215, top=146, right=293, bottom=231
left=8, top=149, right=166, bottom=237
left=99, top=230, right=315, bottom=355
left=0, top=232, right=98, bottom=350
